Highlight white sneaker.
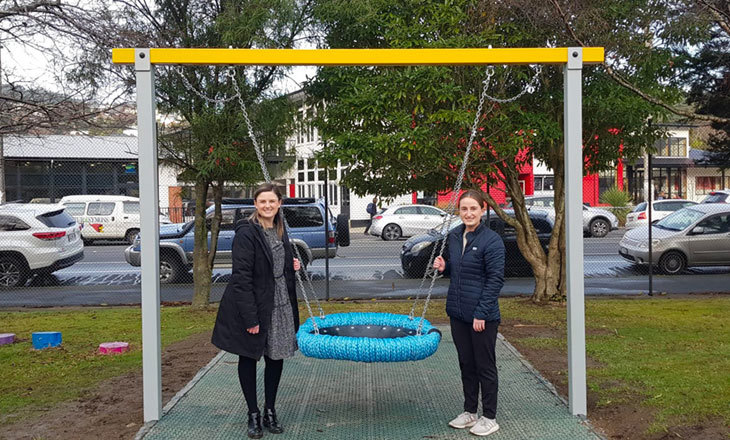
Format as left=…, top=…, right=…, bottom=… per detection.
left=469, top=417, right=500, bottom=436
left=448, top=411, right=478, bottom=429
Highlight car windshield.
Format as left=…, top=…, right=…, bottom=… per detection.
left=654, top=208, right=705, bottom=231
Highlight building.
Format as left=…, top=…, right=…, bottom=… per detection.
left=2, top=135, right=179, bottom=209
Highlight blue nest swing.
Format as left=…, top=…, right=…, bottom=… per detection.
left=297, top=312, right=442, bottom=363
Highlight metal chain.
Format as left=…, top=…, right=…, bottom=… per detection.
left=411, top=64, right=542, bottom=334
left=412, top=67, right=494, bottom=334
left=175, top=67, right=240, bottom=105
left=483, top=65, right=542, bottom=104
left=230, top=69, right=326, bottom=332
left=172, top=66, right=325, bottom=333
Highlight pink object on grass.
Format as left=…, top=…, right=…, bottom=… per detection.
left=0, top=333, right=15, bottom=346
left=98, top=342, right=130, bottom=355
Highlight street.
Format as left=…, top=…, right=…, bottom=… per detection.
left=1, top=228, right=728, bottom=306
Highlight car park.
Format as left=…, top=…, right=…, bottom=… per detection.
left=508, top=196, right=619, bottom=238
left=124, top=198, right=350, bottom=283
left=369, top=204, right=452, bottom=240
left=700, top=190, right=729, bottom=204
left=625, top=199, right=697, bottom=229
left=60, top=195, right=171, bottom=244
left=619, top=204, right=730, bottom=274
left=0, top=204, right=84, bottom=288
left=400, top=211, right=553, bottom=278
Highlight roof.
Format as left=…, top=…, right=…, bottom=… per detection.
left=687, top=203, right=730, bottom=214
left=0, top=203, right=66, bottom=215
left=3, top=135, right=138, bottom=160
left=59, top=195, right=139, bottom=202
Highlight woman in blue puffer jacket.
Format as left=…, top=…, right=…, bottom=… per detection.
left=433, top=189, right=505, bottom=437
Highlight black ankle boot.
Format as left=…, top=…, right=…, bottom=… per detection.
left=247, top=412, right=263, bottom=439
left=263, top=408, right=284, bottom=434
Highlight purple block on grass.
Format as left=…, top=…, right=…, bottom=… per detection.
left=0, top=333, right=15, bottom=346
left=32, top=332, right=62, bottom=349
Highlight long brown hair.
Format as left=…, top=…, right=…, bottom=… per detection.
left=248, top=183, right=285, bottom=239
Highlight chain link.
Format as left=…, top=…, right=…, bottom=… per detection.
left=173, top=66, right=325, bottom=333
left=483, top=65, right=542, bottom=104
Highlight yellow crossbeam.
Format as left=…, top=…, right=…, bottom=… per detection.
left=112, top=47, right=604, bottom=66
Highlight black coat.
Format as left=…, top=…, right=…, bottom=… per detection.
left=211, top=219, right=300, bottom=359
left=442, top=220, right=505, bottom=323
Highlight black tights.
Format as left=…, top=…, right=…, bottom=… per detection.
left=238, top=355, right=284, bottom=415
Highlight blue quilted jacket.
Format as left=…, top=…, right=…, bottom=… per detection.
left=443, top=220, right=505, bottom=323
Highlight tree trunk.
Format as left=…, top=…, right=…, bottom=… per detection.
left=191, top=179, right=212, bottom=309
left=484, top=154, right=567, bottom=304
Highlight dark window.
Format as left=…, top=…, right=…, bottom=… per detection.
left=395, top=206, right=419, bottom=215
left=654, top=202, right=674, bottom=212
left=531, top=218, right=553, bottom=234
left=0, top=215, right=31, bottom=231
left=421, top=207, right=443, bottom=216
left=697, top=215, right=730, bottom=234
left=283, top=206, right=323, bottom=227
left=543, top=177, right=555, bottom=191
left=63, top=203, right=86, bottom=216
left=123, top=202, right=140, bottom=214
left=36, top=210, right=76, bottom=228
left=87, top=202, right=115, bottom=216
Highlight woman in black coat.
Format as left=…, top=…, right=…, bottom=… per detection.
left=433, top=189, right=505, bottom=438
left=212, top=183, right=300, bottom=439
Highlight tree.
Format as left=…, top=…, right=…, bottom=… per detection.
left=117, top=0, right=311, bottom=308
left=309, top=0, right=667, bottom=301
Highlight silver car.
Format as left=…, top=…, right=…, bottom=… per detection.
left=369, top=204, right=451, bottom=240
left=619, top=204, right=730, bottom=274
left=513, top=196, right=619, bottom=238
left=625, top=199, right=697, bottom=229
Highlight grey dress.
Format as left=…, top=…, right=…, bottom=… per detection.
left=262, top=227, right=298, bottom=360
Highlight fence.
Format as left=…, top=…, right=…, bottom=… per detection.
left=0, top=134, right=729, bottom=306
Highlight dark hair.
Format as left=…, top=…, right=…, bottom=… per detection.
left=458, top=189, right=487, bottom=209
left=249, top=183, right=284, bottom=238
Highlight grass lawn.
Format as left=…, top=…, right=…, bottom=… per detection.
left=1, top=296, right=729, bottom=434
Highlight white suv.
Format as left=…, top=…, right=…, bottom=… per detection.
left=0, top=204, right=84, bottom=288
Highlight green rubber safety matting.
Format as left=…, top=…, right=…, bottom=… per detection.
left=140, top=329, right=602, bottom=440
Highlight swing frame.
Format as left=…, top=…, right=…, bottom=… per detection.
left=113, top=46, right=604, bottom=422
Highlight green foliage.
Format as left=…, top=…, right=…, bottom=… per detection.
left=600, top=186, right=632, bottom=225
left=599, top=187, right=630, bottom=206
left=308, top=0, right=673, bottom=198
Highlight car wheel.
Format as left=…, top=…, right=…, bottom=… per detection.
left=590, top=218, right=610, bottom=238
left=382, top=224, right=402, bottom=241
left=0, top=256, right=29, bottom=289
left=125, top=229, right=139, bottom=245
left=159, top=254, right=184, bottom=284
left=659, top=251, right=686, bottom=275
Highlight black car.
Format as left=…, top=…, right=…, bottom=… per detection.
left=400, top=211, right=553, bottom=278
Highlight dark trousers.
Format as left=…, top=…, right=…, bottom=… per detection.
left=238, top=355, right=284, bottom=415
left=363, top=215, right=373, bottom=234
left=450, top=317, right=499, bottom=418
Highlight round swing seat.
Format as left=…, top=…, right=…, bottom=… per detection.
left=296, top=312, right=442, bottom=363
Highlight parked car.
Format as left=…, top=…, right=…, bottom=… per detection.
left=619, top=204, right=730, bottom=274
left=700, top=190, right=729, bottom=204
left=0, top=204, right=84, bottom=288
left=400, top=211, right=553, bottom=278
left=508, top=196, right=619, bottom=238
left=625, top=199, right=698, bottom=229
left=370, top=204, right=452, bottom=240
left=60, top=195, right=171, bottom=244
left=124, top=198, right=350, bottom=283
